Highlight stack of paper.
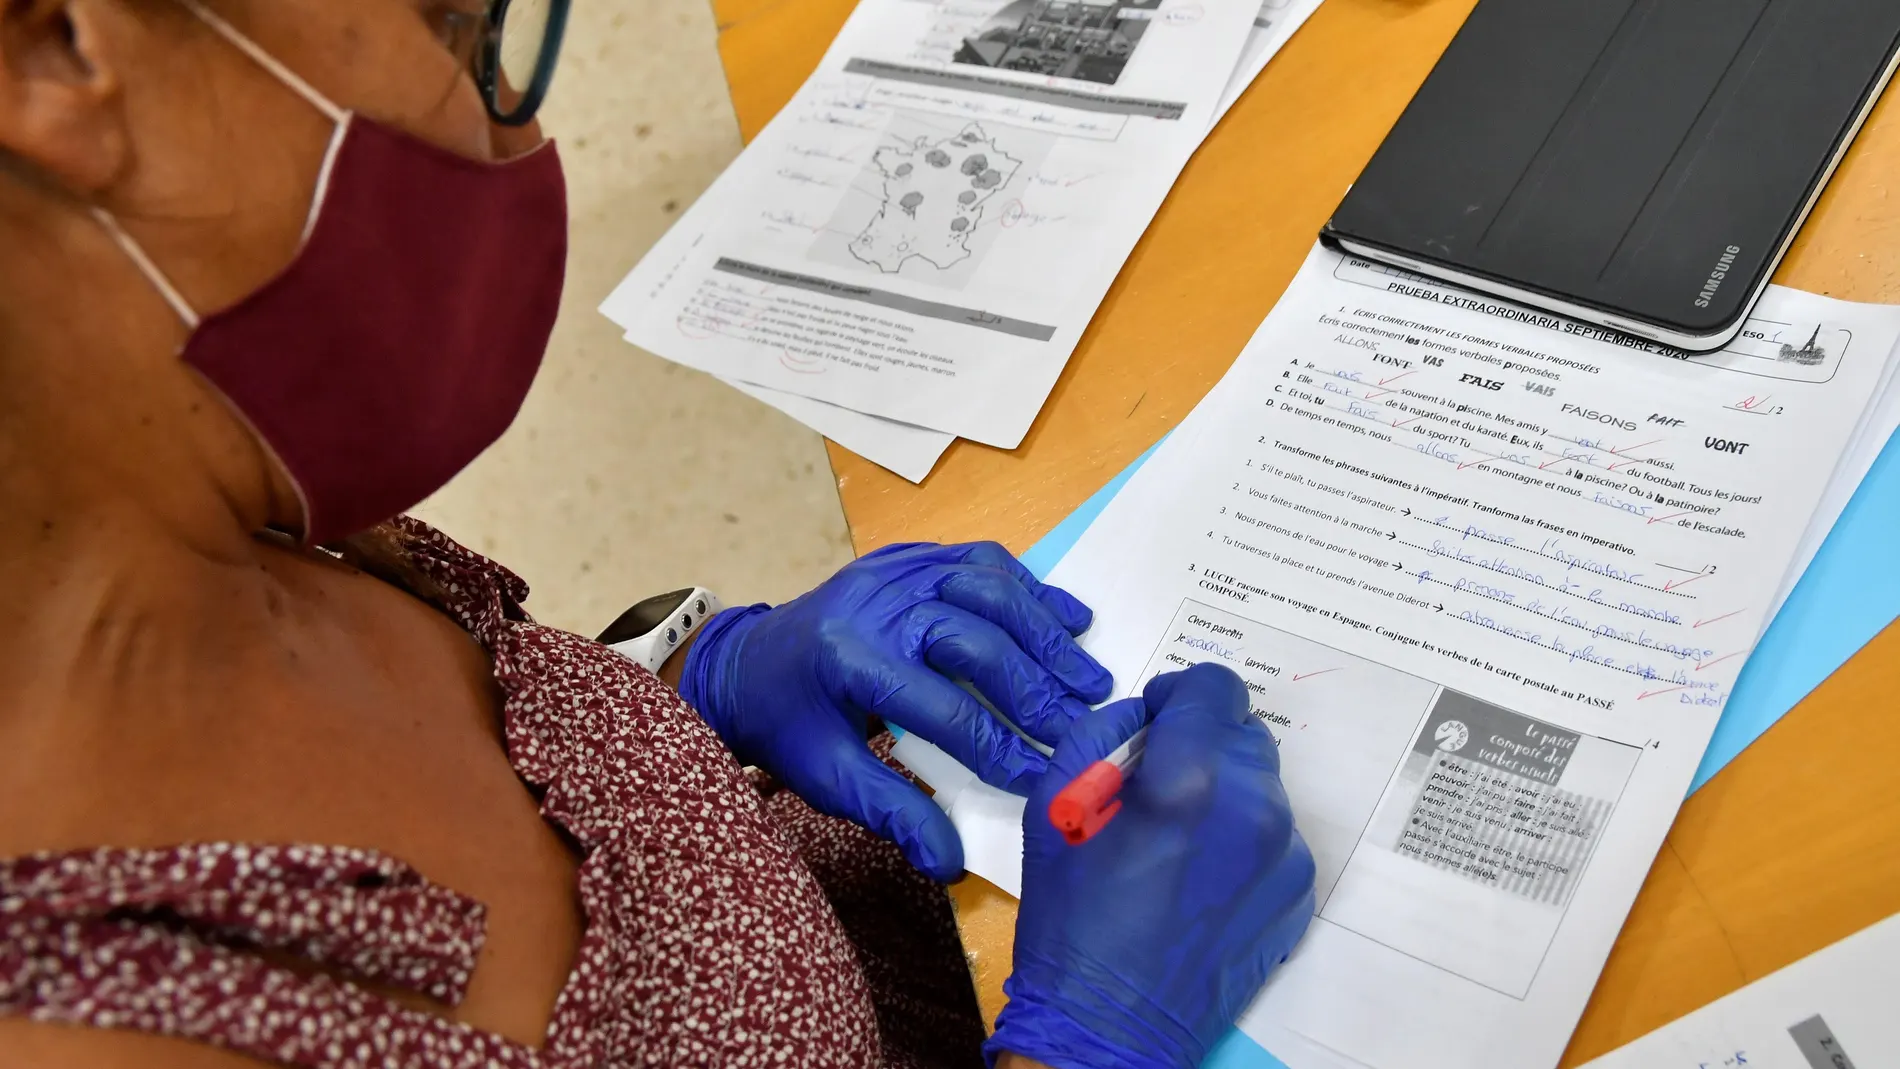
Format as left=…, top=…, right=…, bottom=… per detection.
left=601, top=0, right=1324, bottom=482
left=893, top=243, right=1900, bottom=1069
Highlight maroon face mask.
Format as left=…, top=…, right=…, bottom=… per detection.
left=97, top=1, right=567, bottom=544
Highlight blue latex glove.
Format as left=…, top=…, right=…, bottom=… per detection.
left=679, top=541, right=1114, bottom=881
left=988, top=663, right=1318, bottom=1069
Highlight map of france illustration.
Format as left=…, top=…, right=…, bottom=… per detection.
left=850, top=123, right=1024, bottom=273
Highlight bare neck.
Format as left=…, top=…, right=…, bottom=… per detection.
left=0, top=212, right=311, bottom=722
left=0, top=462, right=292, bottom=721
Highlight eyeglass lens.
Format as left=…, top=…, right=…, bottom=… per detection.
left=500, top=0, right=556, bottom=90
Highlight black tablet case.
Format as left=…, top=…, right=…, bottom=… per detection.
left=1320, top=0, right=1900, bottom=344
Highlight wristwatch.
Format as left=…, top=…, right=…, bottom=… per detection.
left=597, top=587, right=726, bottom=674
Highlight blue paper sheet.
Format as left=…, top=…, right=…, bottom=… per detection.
left=1019, top=438, right=1168, bottom=579
left=1017, top=429, right=1900, bottom=1069
left=1688, top=422, right=1900, bottom=789
left=1203, top=1031, right=1291, bottom=1069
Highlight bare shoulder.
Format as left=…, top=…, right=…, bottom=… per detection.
left=0, top=1020, right=280, bottom=1069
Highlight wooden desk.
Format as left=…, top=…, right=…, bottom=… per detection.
left=710, top=0, right=1900, bottom=1061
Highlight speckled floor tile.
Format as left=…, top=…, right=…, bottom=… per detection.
left=414, top=0, right=854, bottom=634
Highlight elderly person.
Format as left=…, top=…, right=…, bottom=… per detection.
left=0, top=2, right=1316, bottom=1066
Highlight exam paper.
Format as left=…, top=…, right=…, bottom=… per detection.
left=603, top=0, right=1256, bottom=447
left=898, top=244, right=1900, bottom=1069
left=992, top=332, right=1900, bottom=803
left=1580, top=913, right=1900, bottom=1069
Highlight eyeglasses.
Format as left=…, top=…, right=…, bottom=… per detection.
left=473, top=0, right=571, bottom=127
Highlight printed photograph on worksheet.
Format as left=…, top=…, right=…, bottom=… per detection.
left=1131, top=599, right=1638, bottom=999
left=1337, top=691, right=1637, bottom=997
left=953, top=0, right=1165, bottom=86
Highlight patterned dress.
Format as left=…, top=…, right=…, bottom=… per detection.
left=0, top=520, right=989, bottom=1068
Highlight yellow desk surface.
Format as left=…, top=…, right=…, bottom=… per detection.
left=709, top=0, right=1900, bottom=1062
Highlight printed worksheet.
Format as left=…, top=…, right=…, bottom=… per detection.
left=604, top=0, right=1321, bottom=479
left=896, top=244, right=1900, bottom=1069
left=604, top=0, right=1255, bottom=447
left=1580, top=913, right=1899, bottom=1069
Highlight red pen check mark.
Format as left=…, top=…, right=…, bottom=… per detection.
left=1697, top=651, right=1744, bottom=672
left=1608, top=438, right=1663, bottom=457
left=1459, top=454, right=1498, bottom=471
left=1648, top=511, right=1692, bottom=526
left=1539, top=457, right=1565, bottom=470
left=1638, top=686, right=1690, bottom=701
left=1378, top=371, right=1415, bottom=387
left=1693, top=610, right=1744, bottom=629
left=1664, top=572, right=1711, bottom=592
left=1292, top=669, right=1344, bottom=682
left=1394, top=416, right=1422, bottom=428
left=1362, top=388, right=1394, bottom=400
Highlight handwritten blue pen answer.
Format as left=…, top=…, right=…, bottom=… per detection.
left=1015, top=428, right=1900, bottom=1069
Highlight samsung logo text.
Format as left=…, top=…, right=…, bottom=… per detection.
left=1694, top=245, right=1742, bottom=309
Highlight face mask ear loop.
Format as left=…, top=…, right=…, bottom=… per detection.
left=92, top=208, right=202, bottom=330
left=174, top=0, right=352, bottom=243
left=173, top=0, right=347, bottom=125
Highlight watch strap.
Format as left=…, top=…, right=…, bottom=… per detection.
left=603, top=587, right=725, bottom=674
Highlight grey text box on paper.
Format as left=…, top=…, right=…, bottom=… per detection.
left=1789, top=1014, right=1857, bottom=1069
left=843, top=58, right=1188, bottom=120
left=713, top=258, right=1058, bottom=341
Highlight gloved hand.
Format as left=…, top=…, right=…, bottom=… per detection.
left=678, top=541, right=1114, bottom=881
left=988, top=663, right=1318, bottom=1069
